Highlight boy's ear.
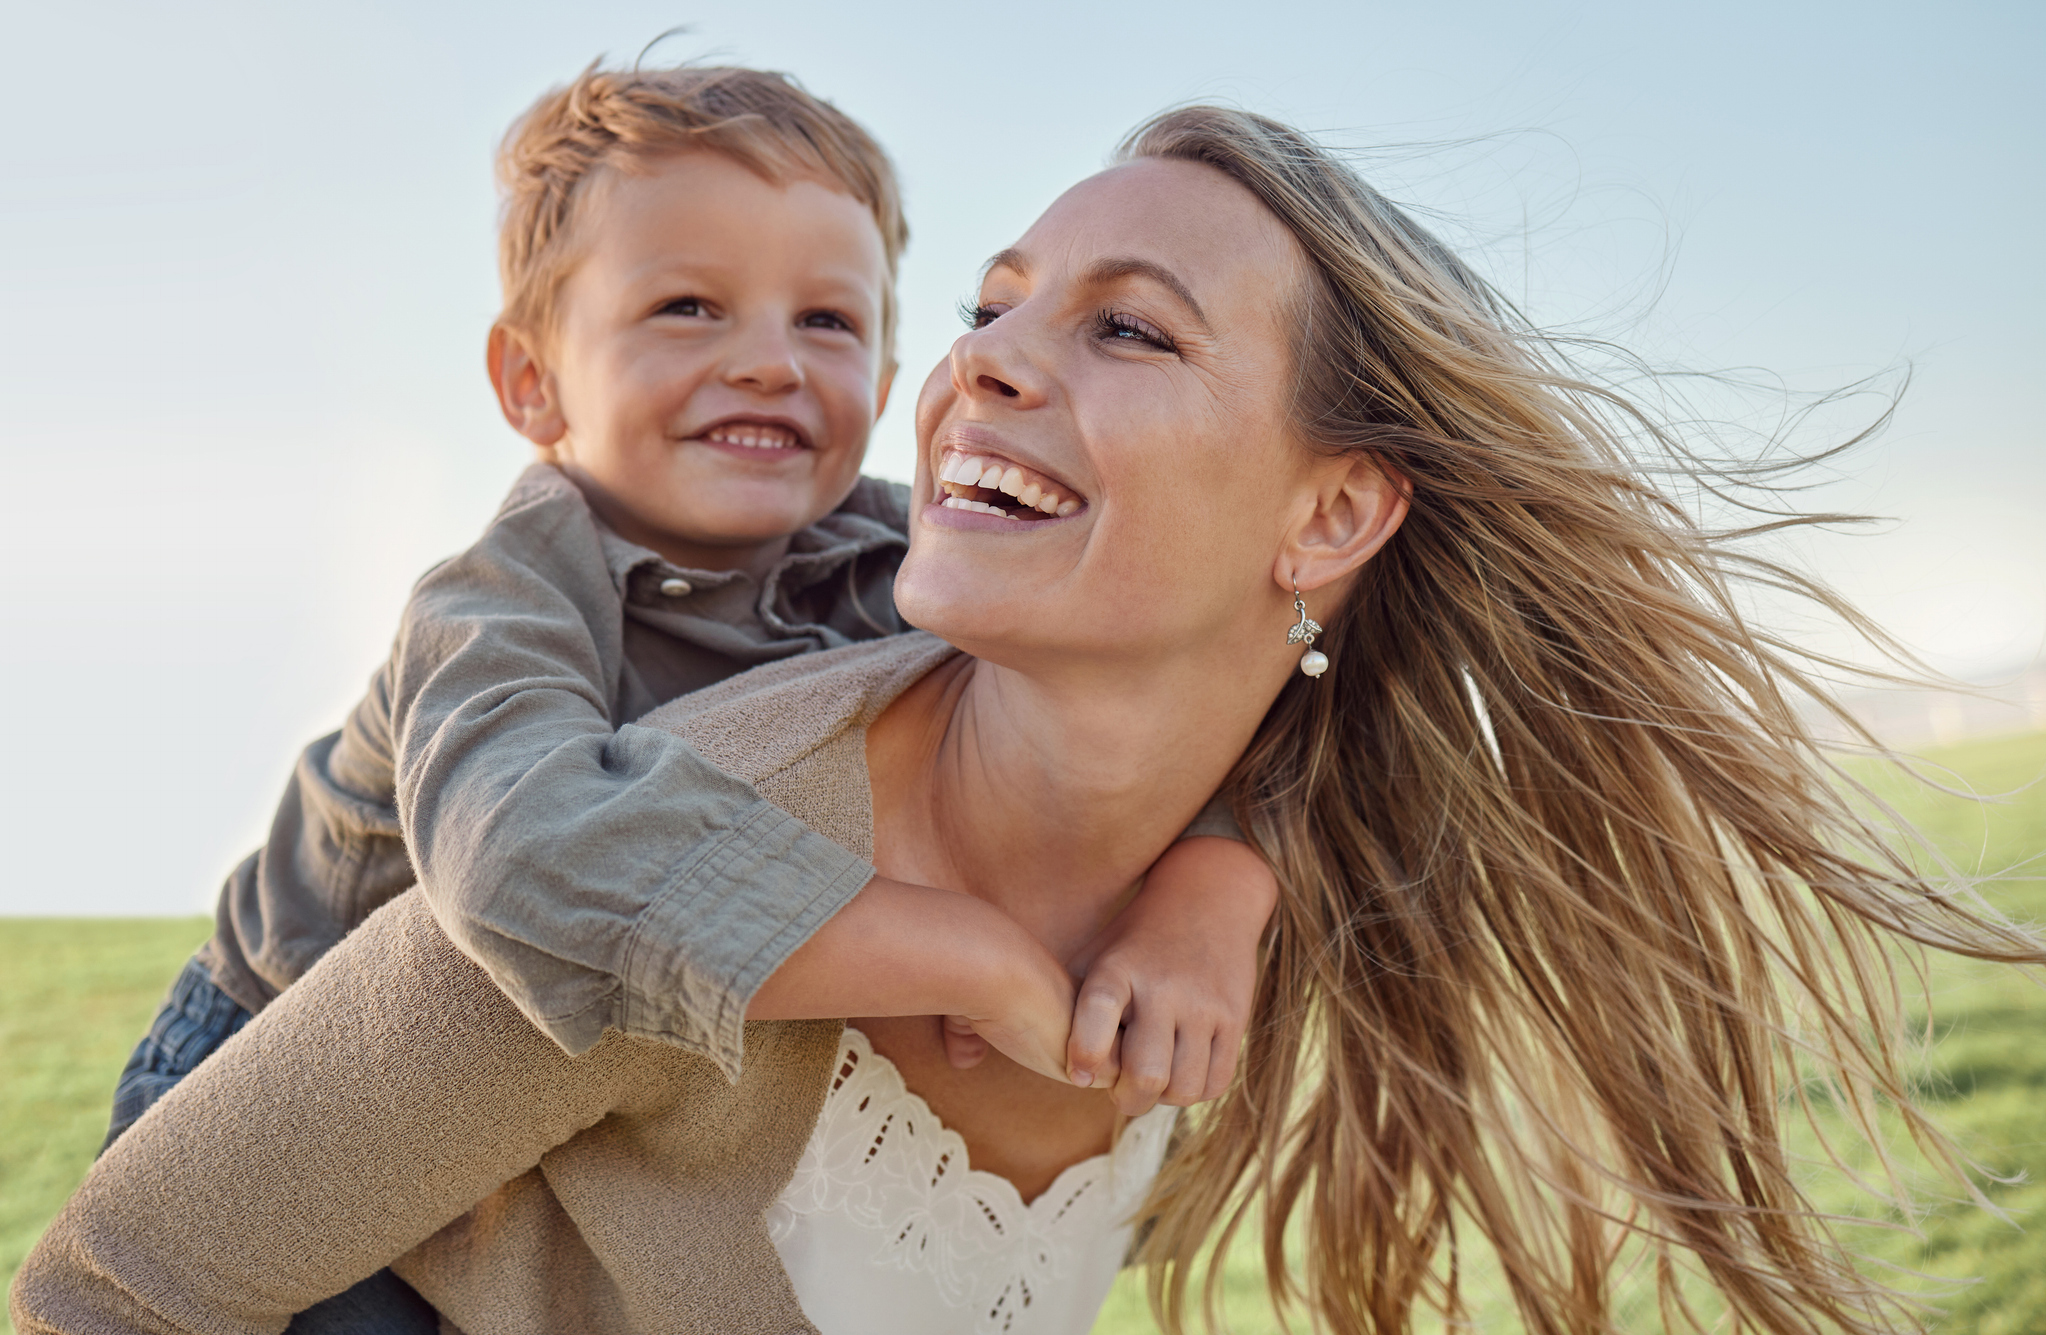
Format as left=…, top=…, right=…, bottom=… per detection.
left=487, top=323, right=567, bottom=449
left=1273, top=452, right=1410, bottom=596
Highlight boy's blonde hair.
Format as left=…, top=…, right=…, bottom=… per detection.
left=496, top=63, right=908, bottom=361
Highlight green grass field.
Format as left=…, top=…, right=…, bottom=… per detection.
left=1, top=914, right=213, bottom=1334
left=6, top=731, right=2045, bottom=1332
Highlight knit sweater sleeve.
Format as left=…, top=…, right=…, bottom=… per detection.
left=8, top=894, right=638, bottom=1335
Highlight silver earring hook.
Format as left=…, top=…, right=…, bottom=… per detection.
left=1287, top=586, right=1321, bottom=648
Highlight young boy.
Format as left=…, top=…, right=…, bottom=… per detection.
left=104, top=61, right=1274, bottom=1317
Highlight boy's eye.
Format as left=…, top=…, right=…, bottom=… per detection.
left=798, top=310, right=855, bottom=333
left=655, top=296, right=709, bottom=318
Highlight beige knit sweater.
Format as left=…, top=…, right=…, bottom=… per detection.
left=12, top=633, right=962, bottom=1335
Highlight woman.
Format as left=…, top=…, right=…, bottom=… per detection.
left=15, top=107, right=2038, bottom=1335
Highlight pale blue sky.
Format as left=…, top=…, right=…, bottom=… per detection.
left=2, top=1, right=2039, bottom=913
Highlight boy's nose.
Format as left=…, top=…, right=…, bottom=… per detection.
left=724, top=323, right=804, bottom=395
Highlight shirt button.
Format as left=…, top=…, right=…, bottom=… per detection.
left=659, top=577, right=693, bottom=597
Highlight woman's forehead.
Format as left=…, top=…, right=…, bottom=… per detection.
left=998, top=158, right=1302, bottom=307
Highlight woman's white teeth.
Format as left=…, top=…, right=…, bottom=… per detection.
left=937, top=452, right=1083, bottom=519
left=941, top=496, right=1023, bottom=520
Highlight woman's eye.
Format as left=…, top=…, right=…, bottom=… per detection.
left=798, top=310, right=855, bottom=333
left=656, top=296, right=708, bottom=318
left=958, top=299, right=1005, bottom=330
left=1096, top=310, right=1176, bottom=353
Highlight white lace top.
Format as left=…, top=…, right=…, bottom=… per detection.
left=767, top=1027, right=1178, bottom=1335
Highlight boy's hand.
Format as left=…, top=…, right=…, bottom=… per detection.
left=942, top=956, right=1075, bottom=1085
left=1064, top=837, right=1278, bottom=1117
left=750, top=875, right=1076, bottom=1085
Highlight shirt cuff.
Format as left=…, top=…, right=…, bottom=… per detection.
left=619, top=801, right=874, bottom=1080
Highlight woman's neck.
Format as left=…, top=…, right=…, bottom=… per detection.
left=866, top=647, right=1279, bottom=962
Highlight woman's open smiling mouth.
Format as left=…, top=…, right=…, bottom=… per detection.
left=934, top=449, right=1085, bottom=521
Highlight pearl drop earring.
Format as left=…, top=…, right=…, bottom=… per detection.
left=1287, top=586, right=1328, bottom=678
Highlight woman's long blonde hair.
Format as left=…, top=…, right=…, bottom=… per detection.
left=1125, top=106, right=2044, bottom=1334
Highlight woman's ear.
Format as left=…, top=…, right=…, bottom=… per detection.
left=486, top=323, right=568, bottom=450
left=1275, top=452, right=1410, bottom=594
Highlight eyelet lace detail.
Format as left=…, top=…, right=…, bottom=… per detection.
left=766, top=1027, right=1176, bottom=1334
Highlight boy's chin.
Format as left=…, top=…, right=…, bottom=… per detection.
left=630, top=489, right=840, bottom=568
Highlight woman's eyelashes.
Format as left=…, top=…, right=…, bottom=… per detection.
left=1094, top=309, right=1177, bottom=353
left=958, top=297, right=1178, bottom=354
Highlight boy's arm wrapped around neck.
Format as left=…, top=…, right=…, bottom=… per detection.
left=389, top=464, right=873, bottom=1077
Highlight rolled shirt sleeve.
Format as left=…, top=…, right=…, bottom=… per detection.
left=391, top=467, right=875, bottom=1074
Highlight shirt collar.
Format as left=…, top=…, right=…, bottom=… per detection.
left=592, top=507, right=906, bottom=606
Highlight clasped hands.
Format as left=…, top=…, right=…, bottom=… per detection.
left=747, top=836, right=1278, bottom=1117
left=937, top=836, right=1277, bottom=1117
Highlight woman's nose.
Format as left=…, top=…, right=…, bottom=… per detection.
left=951, top=317, right=1046, bottom=409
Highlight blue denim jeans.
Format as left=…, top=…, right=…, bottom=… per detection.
left=104, top=956, right=254, bottom=1150
left=106, top=956, right=439, bottom=1334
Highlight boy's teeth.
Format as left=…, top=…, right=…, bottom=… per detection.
left=705, top=424, right=800, bottom=449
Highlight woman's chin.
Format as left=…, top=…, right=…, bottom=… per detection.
left=896, top=566, right=1058, bottom=660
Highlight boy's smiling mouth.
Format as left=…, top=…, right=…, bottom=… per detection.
left=691, top=417, right=811, bottom=452
left=935, top=449, right=1085, bottom=521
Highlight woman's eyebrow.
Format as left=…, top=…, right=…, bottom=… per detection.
left=982, top=247, right=1028, bottom=280
left=1082, top=257, right=1209, bottom=329
left=981, top=249, right=1211, bottom=331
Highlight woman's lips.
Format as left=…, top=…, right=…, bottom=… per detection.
left=934, top=449, right=1084, bottom=521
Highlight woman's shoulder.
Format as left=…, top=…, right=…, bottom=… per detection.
left=633, top=632, right=958, bottom=788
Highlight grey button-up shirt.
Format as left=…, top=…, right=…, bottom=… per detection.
left=198, top=464, right=908, bottom=1077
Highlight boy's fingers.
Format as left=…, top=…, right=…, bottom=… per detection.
left=942, top=1015, right=988, bottom=1070
left=1161, top=1025, right=1214, bottom=1108
left=1067, top=976, right=1131, bottom=1087
left=1112, top=1012, right=1174, bottom=1117
left=1089, top=1031, right=1124, bottom=1092
left=1201, top=1024, right=1244, bottom=1101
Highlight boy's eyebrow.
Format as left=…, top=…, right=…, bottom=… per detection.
left=982, top=247, right=1210, bottom=329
